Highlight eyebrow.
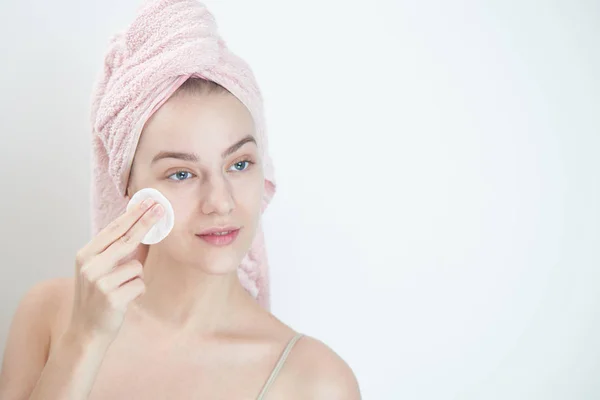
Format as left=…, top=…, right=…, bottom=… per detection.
left=151, top=135, right=257, bottom=165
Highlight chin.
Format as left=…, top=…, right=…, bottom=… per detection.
left=186, top=247, right=245, bottom=275
left=164, top=231, right=253, bottom=272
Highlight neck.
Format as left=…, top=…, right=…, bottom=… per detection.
left=129, top=245, right=256, bottom=339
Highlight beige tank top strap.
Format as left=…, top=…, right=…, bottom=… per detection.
left=255, top=332, right=304, bottom=400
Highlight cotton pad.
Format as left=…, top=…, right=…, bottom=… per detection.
left=126, top=187, right=175, bottom=245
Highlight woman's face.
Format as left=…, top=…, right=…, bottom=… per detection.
left=125, top=90, right=265, bottom=274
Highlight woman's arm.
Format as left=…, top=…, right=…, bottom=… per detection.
left=290, top=335, right=362, bottom=400
left=0, top=280, right=57, bottom=399
left=310, top=349, right=362, bottom=400
left=27, top=326, right=111, bottom=400
left=0, top=279, right=111, bottom=400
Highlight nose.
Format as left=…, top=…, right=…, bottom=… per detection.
left=199, top=174, right=235, bottom=216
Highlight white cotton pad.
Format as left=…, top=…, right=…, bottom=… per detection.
left=126, top=187, right=175, bottom=245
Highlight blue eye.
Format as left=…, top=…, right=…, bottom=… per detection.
left=229, top=159, right=254, bottom=172
left=167, top=160, right=254, bottom=182
left=168, top=171, right=194, bottom=181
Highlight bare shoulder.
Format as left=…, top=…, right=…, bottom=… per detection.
left=16, top=277, right=74, bottom=344
left=287, top=334, right=361, bottom=399
left=12, top=277, right=70, bottom=322
left=29, top=277, right=73, bottom=318
left=36, top=276, right=73, bottom=298
left=0, top=277, right=72, bottom=398
left=42, top=277, right=75, bottom=336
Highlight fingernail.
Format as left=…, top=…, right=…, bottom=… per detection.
left=141, top=198, right=154, bottom=210
left=153, top=204, right=164, bottom=216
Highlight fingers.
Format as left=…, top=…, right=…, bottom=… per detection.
left=108, top=278, right=146, bottom=311
left=80, top=203, right=164, bottom=280
left=75, top=198, right=159, bottom=269
left=95, top=260, right=144, bottom=292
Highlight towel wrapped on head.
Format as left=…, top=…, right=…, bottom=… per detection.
left=89, top=0, right=276, bottom=309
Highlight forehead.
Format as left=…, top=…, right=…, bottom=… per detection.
left=139, top=92, right=256, bottom=151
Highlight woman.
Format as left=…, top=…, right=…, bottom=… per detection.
left=0, top=1, right=360, bottom=399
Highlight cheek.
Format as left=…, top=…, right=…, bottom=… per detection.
left=162, top=176, right=264, bottom=222
left=168, top=196, right=196, bottom=228
left=234, top=178, right=263, bottom=210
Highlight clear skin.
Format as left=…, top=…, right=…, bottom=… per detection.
left=123, top=89, right=266, bottom=338
left=0, top=91, right=361, bottom=400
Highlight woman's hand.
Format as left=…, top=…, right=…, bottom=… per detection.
left=68, top=198, right=164, bottom=344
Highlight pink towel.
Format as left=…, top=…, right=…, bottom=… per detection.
left=89, top=0, right=276, bottom=309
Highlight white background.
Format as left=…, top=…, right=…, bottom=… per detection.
left=0, top=0, right=599, bottom=398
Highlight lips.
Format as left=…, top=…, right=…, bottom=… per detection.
left=197, top=226, right=240, bottom=235
left=196, top=228, right=240, bottom=246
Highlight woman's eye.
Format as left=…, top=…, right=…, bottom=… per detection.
left=229, top=160, right=254, bottom=172
left=168, top=161, right=253, bottom=181
left=168, top=171, right=194, bottom=181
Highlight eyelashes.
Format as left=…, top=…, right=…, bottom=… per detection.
left=230, top=159, right=255, bottom=172
left=168, top=171, right=193, bottom=181
left=167, top=159, right=255, bottom=182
